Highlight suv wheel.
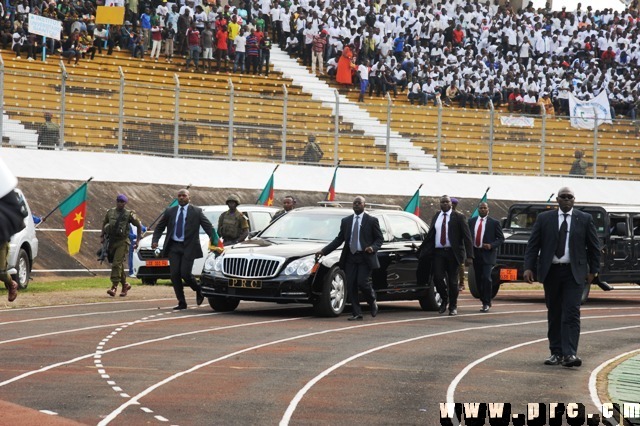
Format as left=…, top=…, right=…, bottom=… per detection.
left=141, top=278, right=157, bottom=285
left=418, top=281, right=441, bottom=311
left=468, top=264, right=480, bottom=299
left=313, top=266, right=346, bottom=317
left=580, top=283, right=591, bottom=305
left=208, top=296, right=240, bottom=312
left=469, top=265, right=502, bottom=299
left=13, top=249, right=30, bottom=290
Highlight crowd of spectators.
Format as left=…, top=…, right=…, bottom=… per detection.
left=3, top=0, right=640, bottom=119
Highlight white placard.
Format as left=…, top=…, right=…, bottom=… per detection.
left=499, top=115, right=535, bottom=128
left=28, top=14, right=62, bottom=40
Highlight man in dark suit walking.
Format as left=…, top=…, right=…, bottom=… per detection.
left=524, top=187, right=600, bottom=368
left=468, top=202, right=504, bottom=312
left=418, top=195, right=473, bottom=316
left=152, top=189, right=214, bottom=310
left=317, top=196, right=384, bottom=321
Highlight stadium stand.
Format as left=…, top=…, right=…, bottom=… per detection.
left=2, top=0, right=639, bottom=178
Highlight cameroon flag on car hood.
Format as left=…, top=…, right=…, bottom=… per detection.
left=59, top=182, right=88, bottom=255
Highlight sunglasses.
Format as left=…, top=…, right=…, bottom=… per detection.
left=558, top=194, right=574, bottom=200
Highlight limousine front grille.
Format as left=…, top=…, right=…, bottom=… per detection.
left=222, top=255, right=284, bottom=279
left=138, top=249, right=159, bottom=260
left=498, top=242, right=527, bottom=258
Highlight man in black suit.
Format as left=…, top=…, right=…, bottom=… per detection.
left=524, top=187, right=600, bottom=368
left=152, top=189, right=214, bottom=310
left=418, top=195, right=473, bottom=316
left=468, top=202, right=504, bottom=312
left=317, top=196, right=384, bottom=321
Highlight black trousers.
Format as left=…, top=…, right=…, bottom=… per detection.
left=472, top=252, right=493, bottom=307
left=543, top=264, right=583, bottom=357
left=168, top=241, right=200, bottom=306
left=345, top=252, right=376, bottom=316
left=433, top=248, right=460, bottom=310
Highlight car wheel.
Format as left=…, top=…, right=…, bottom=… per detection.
left=418, top=280, right=441, bottom=311
left=470, top=265, right=502, bottom=299
left=492, top=280, right=501, bottom=298
left=467, top=264, right=480, bottom=299
left=580, top=284, right=591, bottom=305
left=13, top=249, right=30, bottom=290
left=141, top=278, right=157, bottom=285
left=208, top=296, right=240, bottom=312
left=313, top=266, right=346, bottom=317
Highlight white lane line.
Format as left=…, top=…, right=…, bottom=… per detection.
left=155, top=415, right=169, bottom=422
left=141, top=407, right=153, bottom=413
left=280, top=313, right=640, bottom=426
left=39, top=410, right=58, bottom=415
left=588, top=348, right=640, bottom=415
left=97, top=307, right=553, bottom=426
left=0, top=298, right=176, bottom=313
left=446, top=321, right=640, bottom=406
left=0, top=310, right=223, bottom=347
left=0, top=307, right=169, bottom=326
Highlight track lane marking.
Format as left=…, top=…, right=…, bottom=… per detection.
left=0, top=317, right=305, bottom=388
left=280, top=312, right=640, bottom=425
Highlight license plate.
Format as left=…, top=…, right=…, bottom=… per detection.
left=146, top=260, right=169, bottom=267
left=229, top=278, right=262, bottom=289
left=500, top=268, right=518, bottom=281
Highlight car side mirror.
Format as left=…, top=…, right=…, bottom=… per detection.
left=501, top=217, right=507, bottom=228
left=248, top=230, right=259, bottom=239
left=615, top=222, right=628, bottom=237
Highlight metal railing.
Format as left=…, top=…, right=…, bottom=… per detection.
left=0, top=62, right=638, bottom=180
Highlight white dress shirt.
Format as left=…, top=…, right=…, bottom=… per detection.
left=552, top=208, right=572, bottom=264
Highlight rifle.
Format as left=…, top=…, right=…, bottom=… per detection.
left=96, top=234, right=110, bottom=264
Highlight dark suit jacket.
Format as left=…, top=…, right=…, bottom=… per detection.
left=420, top=209, right=473, bottom=265
left=468, top=215, right=505, bottom=265
left=321, top=212, right=384, bottom=270
left=524, top=208, right=600, bottom=284
left=152, top=204, right=214, bottom=261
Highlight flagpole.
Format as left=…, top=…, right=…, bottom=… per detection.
left=325, top=161, right=340, bottom=201
left=471, top=186, right=490, bottom=218
left=255, top=164, right=279, bottom=204
left=546, top=193, right=554, bottom=202
left=36, top=177, right=93, bottom=228
left=71, top=255, right=98, bottom=276
left=148, top=183, right=192, bottom=231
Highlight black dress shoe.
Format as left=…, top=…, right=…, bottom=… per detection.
left=544, top=354, right=563, bottom=365
left=438, top=305, right=447, bottom=314
left=562, top=355, right=582, bottom=367
left=173, top=304, right=187, bottom=310
left=449, top=309, right=457, bottom=316
left=371, top=302, right=378, bottom=317
left=196, top=291, right=204, bottom=306
left=480, top=305, right=490, bottom=312
left=347, top=315, right=363, bottom=321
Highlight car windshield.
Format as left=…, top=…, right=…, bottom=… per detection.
left=202, top=211, right=223, bottom=234
left=507, top=206, right=550, bottom=229
left=260, top=211, right=344, bottom=241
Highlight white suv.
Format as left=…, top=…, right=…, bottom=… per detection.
left=133, top=205, right=279, bottom=285
left=8, top=189, right=38, bottom=289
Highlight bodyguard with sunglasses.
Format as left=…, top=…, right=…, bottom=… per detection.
left=523, top=187, right=600, bottom=368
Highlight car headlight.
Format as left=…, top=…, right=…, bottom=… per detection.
left=284, top=256, right=316, bottom=276
left=204, top=253, right=221, bottom=272
left=212, top=255, right=224, bottom=272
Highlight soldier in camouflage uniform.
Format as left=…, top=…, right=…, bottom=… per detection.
left=217, top=194, right=249, bottom=245
left=101, top=194, right=143, bottom=297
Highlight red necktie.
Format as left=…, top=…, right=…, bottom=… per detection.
left=440, top=213, right=447, bottom=246
left=475, top=218, right=483, bottom=248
